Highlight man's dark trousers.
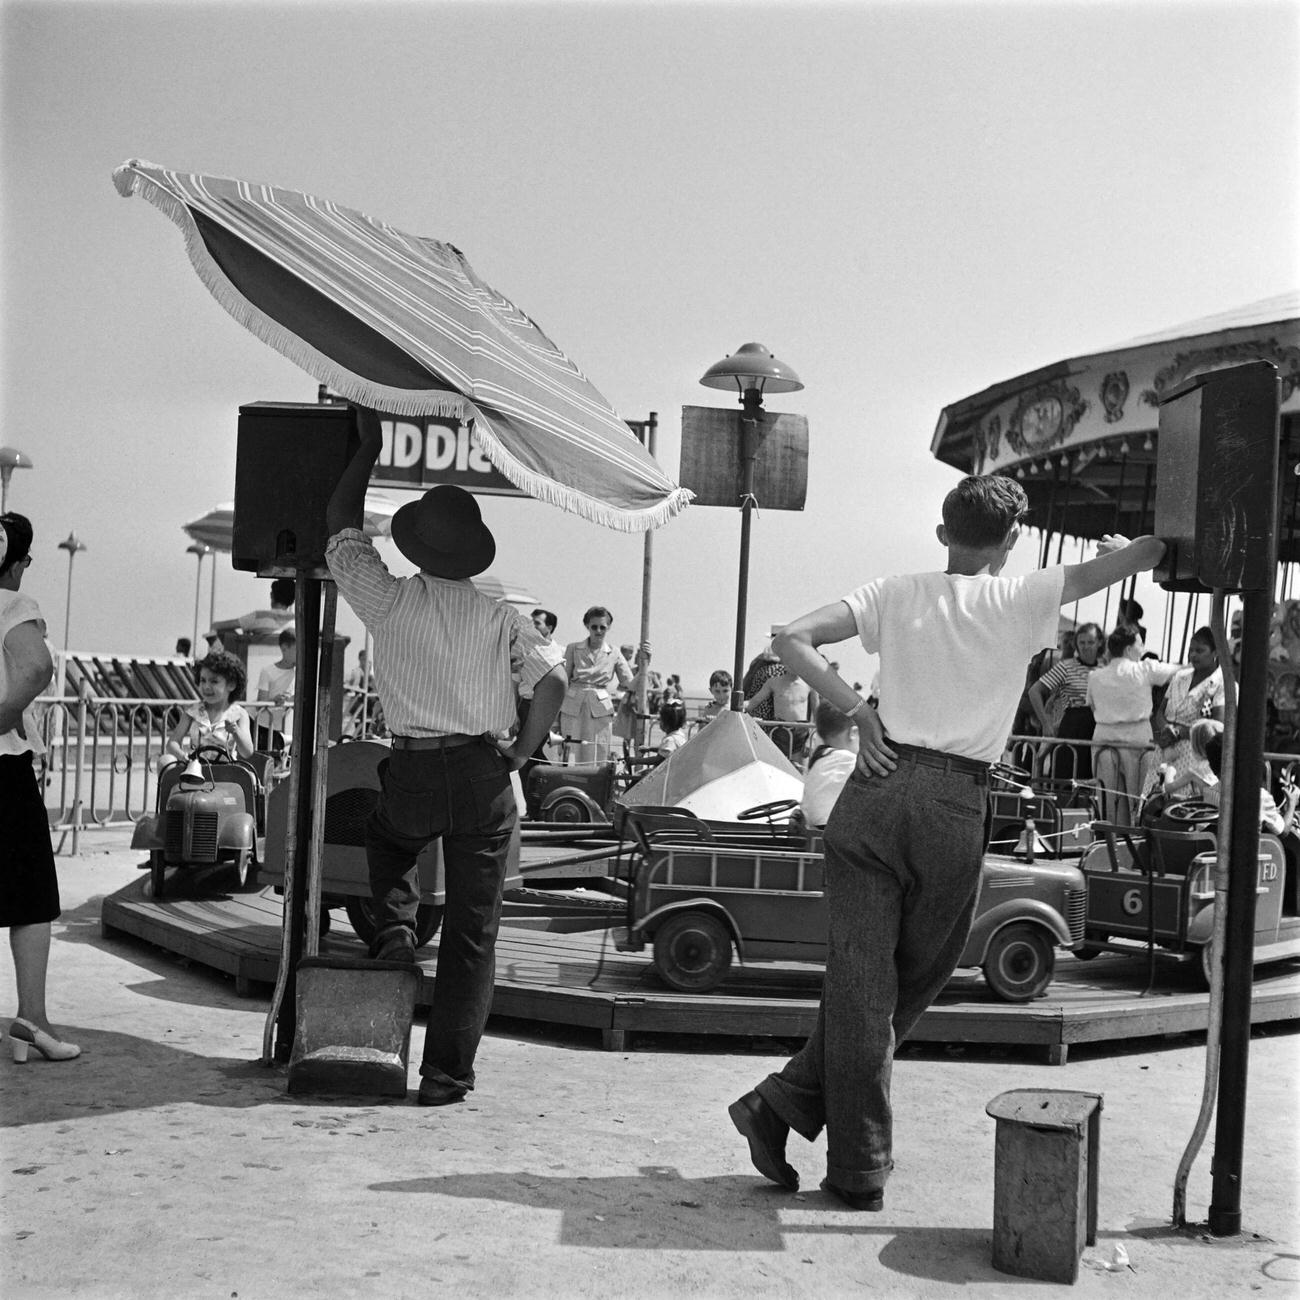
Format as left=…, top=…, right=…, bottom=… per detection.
left=365, top=740, right=515, bottom=1098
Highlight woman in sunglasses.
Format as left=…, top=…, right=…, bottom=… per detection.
left=560, top=606, right=634, bottom=763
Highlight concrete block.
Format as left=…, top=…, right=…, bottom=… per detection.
left=287, top=956, right=420, bottom=1097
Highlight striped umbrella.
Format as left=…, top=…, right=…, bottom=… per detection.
left=115, top=159, right=690, bottom=533
left=182, top=491, right=402, bottom=552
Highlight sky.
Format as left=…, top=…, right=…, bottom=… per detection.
left=2, top=0, right=1297, bottom=695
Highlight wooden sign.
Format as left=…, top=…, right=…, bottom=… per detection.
left=679, top=405, right=809, bottom=510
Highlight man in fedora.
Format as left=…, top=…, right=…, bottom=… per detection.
left=326, top=404, right=565, bottom=1107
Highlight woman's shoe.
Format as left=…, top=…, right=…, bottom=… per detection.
left=8, top=1018, right=81, bottom=1063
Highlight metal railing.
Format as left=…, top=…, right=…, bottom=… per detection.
left=35, top=686, right=284, bottom=854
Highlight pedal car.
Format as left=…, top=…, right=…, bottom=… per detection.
left=1078, top=801, right=1300, bottom=984
left=260, top=738, right=522, bottom=948
left=614, top=782, right=1086, bottom=1002
left=131, top=744, right=268, bottom=899
left=523, top=752, right=660, bottom=824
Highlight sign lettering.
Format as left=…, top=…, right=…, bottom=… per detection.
left=1122, top=889, right=1144, bottom=916
left=369, top=416, right=525, bottom=497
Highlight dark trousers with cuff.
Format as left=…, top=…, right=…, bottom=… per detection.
left=755, top=753, right=989, bottom=1195
left=364, top=740, right=515, bottom=1098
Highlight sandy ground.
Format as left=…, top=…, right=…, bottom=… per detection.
left=2, top=831, right=1298, bottom=1300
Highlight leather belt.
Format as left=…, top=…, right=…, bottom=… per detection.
left=890, top=740, right=989, bottom=780
left=391, top=733, right=479, bottom=752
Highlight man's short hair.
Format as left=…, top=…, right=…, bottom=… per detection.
left=941, top=475, right=1029, bottom=549
left=815, top=699, right=854, bottom=738
left=532, top=607, right=558, bottom=634
left=709, top=669, right=733, bottom=689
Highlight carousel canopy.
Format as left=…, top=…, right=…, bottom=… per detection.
left=931, top=294, right=1300, bottom=552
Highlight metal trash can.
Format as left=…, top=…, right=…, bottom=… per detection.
left=986, top=1088, right=1102, bottom=1284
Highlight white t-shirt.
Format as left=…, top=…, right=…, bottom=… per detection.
left=257, top=661, right=296, bottom=733
left=843, top=567, right=1064, bottom=763
left=1085, top=656, right=1178, bottom=725
left=0, top=590, right=49, bottom=758
left=801, top=747, right=857, bottom=827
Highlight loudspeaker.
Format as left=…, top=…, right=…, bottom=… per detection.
left=233, top=402, right=359, bottom=577
left=1154, top=361, right=1280, bottom=593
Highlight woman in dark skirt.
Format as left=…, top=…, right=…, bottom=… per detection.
left=0, top=513, right=79, bottom=1063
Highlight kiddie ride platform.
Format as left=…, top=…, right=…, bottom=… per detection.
left=99, top=870, right=1299, bottom=1064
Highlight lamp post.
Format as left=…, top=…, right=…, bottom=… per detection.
left=186, top=541, right=211, bottom=653
left=57, top=531, right=87, bottom=651
left=0, top=446, right=33, bottom=512
left=699, top=343, right=803, bottom=709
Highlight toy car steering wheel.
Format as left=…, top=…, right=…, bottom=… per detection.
left=736, top=798, right=800, bottom=823
left=1163, top=800, right=1220, bottom=827
left=192, top=743, right=231, bottom=764
left=989, top=761, right=1033, bottom=791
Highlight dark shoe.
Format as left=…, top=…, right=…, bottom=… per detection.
left=820, top=1178, right=884, bottom=1212
left=372, top=925, right=416, bottom=964
left=728, top=1091, right=799, bottom=1191
left=417, top=1080, right=467, bottom=1107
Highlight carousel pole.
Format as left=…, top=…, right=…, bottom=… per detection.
left=1040, top=462, right=1062, bottom=571
left=1054, top=471, right=1074, bottom=565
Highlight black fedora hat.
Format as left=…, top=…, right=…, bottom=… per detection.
left=390, top=485, right=496, bottom=579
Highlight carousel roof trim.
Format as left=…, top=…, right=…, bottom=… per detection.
left=931, top=292, right=1300, bottom=472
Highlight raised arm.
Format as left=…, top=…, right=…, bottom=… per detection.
left=1061, top=534, right=1167, bottom=606
left=326, top=405, right=385, bottom=537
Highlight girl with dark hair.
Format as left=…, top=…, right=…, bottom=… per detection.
left=0, top=513, right=80, bottom=1062
left=657, top=699, right=688, bottom=758
left=162, top=650, right=254, bottom=764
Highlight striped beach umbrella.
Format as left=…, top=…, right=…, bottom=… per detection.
left=115, top=159, right=690, bottom=532
left=619, top=709, right=804, bottom=821
left=182, top=492, right=402, bottom=553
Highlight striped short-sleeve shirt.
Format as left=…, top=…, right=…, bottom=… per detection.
left=1037, top=656, right=1097, bottom=708
left=326, top=529, right=563, bottom=737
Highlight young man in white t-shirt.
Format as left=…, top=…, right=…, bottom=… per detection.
left=728, top=474, right=1166, bottom=1212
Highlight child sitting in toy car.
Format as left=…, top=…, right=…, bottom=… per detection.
left=162, top=650, right=255, bottom=766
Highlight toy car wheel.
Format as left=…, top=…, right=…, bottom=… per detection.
left=982, top=923, right=1055, bottom=1002
left=232, top=848, right=257, bottom=891
left=547, top=795, right=592, bottom=825
left=1072, top=943, right=1102, bottom=961
left=652, top=911, right=732, bottom=993
left=1198, top=941, right=1217, bottom=990
left=344, top=897, right=444, bottom=949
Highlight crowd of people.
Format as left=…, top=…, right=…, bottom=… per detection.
left=1014, top=604, right=1230, bottom=826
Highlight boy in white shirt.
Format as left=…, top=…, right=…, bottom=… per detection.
left=728, top=474, right=1166, bottom=1213
left=800, top=700, right=859, bottom=829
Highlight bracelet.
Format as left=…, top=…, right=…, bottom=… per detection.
left=845, top=698, right=869, bottom=720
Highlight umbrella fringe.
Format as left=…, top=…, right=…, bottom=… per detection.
left=116, top=160, right=694, bottom=531
left=115, top=163, right=468, bottom=421
left=468, top=414, right=694, bottom=532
